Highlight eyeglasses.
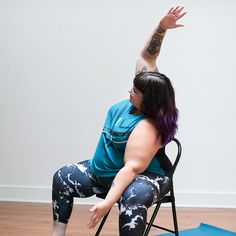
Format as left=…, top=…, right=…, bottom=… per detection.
left=129, top=87, right=143, bottom=97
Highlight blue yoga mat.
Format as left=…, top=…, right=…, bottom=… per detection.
left=159, top=223, right=236, bottom=236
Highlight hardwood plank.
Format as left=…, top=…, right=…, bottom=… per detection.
left=0, top=201, right=235, bottom=236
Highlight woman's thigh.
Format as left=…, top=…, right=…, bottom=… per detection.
left=52, top=160, right=109, bottom=199
left=118, top=173, right=169, bottom=235
left=52, top=160, right=113, bottom=223
left=119, top=173, right=169, bottom=208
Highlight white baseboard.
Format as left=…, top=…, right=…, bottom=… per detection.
left=0, top=185, right=98, bottom=205
left=0, top=185, right=235, bottom=208
left=175, top=191, right=236, bottom=208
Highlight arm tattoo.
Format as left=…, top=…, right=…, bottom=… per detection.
left=140, top=66, right=148, bottom=73
left=146, top=25, right=166, bottom=56
left=137, top=66, right=159, bottom=75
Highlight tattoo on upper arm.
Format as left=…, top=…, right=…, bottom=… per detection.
left=146, top=25, right=166, bottom=56
left=140, top=66, right=148, bottom=73
left=137, top=66, right=159, bottom=75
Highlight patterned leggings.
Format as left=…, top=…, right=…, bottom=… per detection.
left=52, top=160, right=170, bottom=236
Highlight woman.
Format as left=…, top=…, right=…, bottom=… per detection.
left=52, top=6, right=186, bottom=236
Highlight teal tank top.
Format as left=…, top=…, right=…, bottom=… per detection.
left=90, top=99, right=165, bottom=177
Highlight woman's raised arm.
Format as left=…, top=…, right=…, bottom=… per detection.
left=135, top=6, right=187, bottom=75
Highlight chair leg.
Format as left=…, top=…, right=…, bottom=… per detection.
left=95, top=209, right=111, bottom=236
left=143, top=202, right=161, bottom=236
left=171, top=199, right=179, bottom=236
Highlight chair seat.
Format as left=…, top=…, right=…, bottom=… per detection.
left=159, top=194, right=172, bottom=203
left=96, top=193, right=107, bottom=199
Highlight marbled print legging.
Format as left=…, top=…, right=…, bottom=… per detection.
left=52, top=160, right=170, bottom=236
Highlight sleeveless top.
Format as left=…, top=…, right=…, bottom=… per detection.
left=90, top=99, right=165, bottom=177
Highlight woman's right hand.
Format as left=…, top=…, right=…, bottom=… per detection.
left=160, top=6, right=187, bottom=30
left=88, top=200, right=111, bottom=229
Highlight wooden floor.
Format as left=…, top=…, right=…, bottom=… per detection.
left=0, top=201, right=236, bottom=236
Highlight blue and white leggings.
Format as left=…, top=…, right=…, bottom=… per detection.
left=52, top=160, right=169, bottom=236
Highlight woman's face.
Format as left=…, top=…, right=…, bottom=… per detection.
left=129, top=86, right=143, bottom=111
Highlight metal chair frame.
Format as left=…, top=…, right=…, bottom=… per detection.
left=95, top=138, right=182, bottom=236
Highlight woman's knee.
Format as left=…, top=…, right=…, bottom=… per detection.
left=120, top=181, right=154, bottom=207
left=52, top=165, right=70, bottom=191
left=52, top=169, right=60, bottom=186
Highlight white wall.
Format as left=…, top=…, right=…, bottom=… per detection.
left=0, top=0, right=235, bottom=207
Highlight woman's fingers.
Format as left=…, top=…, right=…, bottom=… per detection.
left=170, top=6, right=186, bottom=18
left=175, top=24, right=184, bottom=28
left=177, top=11, right=187, bottom=20
left=88, top=216, right=100, bottom=229
left=88, top=214, right=98, bottom=229
left=168, top=7, right=174, bottom=14
left=88, top=206, right=96, bottom=228
left=175, top=6, right=184, bottom=15
left=88, top=205, right=104, bottom=229
left=171, top=5, right=181, bottom=14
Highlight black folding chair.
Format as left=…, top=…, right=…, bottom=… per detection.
left=95, top=138, right=182, bottom=236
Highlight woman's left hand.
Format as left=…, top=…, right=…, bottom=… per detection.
left=160, top=6, right=187, bottom=30
left=88, top=200, right=112, bottom=229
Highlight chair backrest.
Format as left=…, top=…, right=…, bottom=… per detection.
left=156, top=138, right=182, bottom=178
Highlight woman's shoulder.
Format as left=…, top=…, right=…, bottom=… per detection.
left=136, top=118, right=158, bottom=134
left=130, top=118, right=162, bottom=147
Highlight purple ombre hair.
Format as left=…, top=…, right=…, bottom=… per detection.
left=133, top=71, right=178, bottom=146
